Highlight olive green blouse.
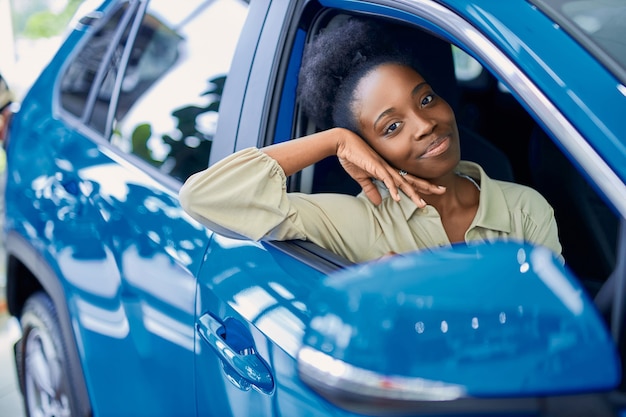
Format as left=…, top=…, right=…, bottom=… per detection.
left=180, top=147, right=561, bottom=263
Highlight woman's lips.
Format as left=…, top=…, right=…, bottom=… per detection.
left=419, top=136, right=450, bottom=159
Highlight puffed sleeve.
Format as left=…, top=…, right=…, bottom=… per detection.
left=179, top=147, right=306, bottom=240
left=180, top=147, right=385, bottom=262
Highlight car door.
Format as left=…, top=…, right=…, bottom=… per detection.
left=42, top=1, right=217, bottom=415
left=190, top=0, right=358, bottom=414
left=195, top=0, right=626, bottom=416
left=55, top=0, right=335, bottom=415
left=100, top=1, right=296, bottom=415
left=42, top=0, right=275, bottom=414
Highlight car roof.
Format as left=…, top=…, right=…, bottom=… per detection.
left=529, top=0, right=626, bottom=85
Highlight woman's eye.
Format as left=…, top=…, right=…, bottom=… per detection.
left=421, top=94, right=434, bottom=107
left=385, top=121, right=401, bottom=135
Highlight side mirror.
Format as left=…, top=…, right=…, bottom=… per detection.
left=298, top=242, right=620, bottom=415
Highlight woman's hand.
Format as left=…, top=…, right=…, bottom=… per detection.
left=262, top=127, right=444, bottom=207
left=335, top=128, right=445, bottom=207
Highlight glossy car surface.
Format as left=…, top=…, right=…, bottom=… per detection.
left=2, top=0, right=626, bottom=416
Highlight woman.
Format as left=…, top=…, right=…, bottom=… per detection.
left=179, top=17, right=561, bottom=263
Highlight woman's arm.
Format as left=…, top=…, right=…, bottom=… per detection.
left=264, top=127, right=443, bottom=207
left=262, top=129, right=339, bottom=176
left=179, top=128, right=445, bottom=240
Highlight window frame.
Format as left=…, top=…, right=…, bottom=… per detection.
left=56, top=0, right=139, bottom=130
left=96, top=0, right=148, bottom=139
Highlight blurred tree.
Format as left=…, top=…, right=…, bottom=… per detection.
left=160, top=75, right=226, bottom=181
left=15, top=0, right=82, bottom=38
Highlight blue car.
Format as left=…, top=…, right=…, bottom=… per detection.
left=3, top=0, right=625, bottom=416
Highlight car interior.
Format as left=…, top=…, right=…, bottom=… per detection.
left=287, top=10, right=620, bottom=302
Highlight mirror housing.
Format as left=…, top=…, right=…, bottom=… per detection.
left=298, top=242, right=620, bottom=414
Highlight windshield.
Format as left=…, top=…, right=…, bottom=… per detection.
left=531, top=0, right=626, bottom=84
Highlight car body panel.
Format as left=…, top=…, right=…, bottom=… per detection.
left=194, top=235, right=351, bottom=416
left=7, top=69, right=212, bottom=417
left=5, top=1, right=212, bottom=414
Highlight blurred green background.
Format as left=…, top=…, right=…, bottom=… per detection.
left=0, top=0, right=85, bottom=100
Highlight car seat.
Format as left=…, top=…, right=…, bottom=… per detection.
left=528, top=126, right=618, bottom=288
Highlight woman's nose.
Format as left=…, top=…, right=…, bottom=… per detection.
left=409, top=111, right=436, bottom=140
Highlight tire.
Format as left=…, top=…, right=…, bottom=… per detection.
left=18, top=292, right=75, bottom=417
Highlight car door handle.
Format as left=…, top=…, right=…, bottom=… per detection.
left=197, top=313, right=274, bottom=393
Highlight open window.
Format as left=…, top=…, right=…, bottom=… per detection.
left=278, top=7, right=622, bottom=303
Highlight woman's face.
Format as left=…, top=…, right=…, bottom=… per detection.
left=354, top=63, right=461, bottom=180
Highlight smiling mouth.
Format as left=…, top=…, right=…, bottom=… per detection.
left=419, top=136, right=451, bottom=159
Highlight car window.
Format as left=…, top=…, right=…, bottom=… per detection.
left=110, top=0, right=249, bottom=182
left=452, top=46, right=482, bottom=83
left=293, top=11, right=621, bottom=294
left=59, top=2, right=134, bottom=125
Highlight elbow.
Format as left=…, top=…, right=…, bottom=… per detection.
left=177, top=174, right=251, bottom=241
left=178, top=179, right=194, bottom=216
left=178, top=173, right=211, bottom=223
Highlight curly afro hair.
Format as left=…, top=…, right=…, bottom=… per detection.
left=297, top=16, right=421, bottom=133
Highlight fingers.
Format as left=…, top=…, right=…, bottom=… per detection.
left=404, top=176, right=447, bottom=196
left=335, top=133, right=444, bottom=207
left=383, top=169, right=447, bottom=209
left=377, top=168, right=422, bottom=207
left=396, top=180, right=427, bottom=208
left=359, top=168, right=445, bottom=208
left=358, top=179, right=383, bottom=206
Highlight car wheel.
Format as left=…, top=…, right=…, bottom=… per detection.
left=19, top=292, right=74, bottom=417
